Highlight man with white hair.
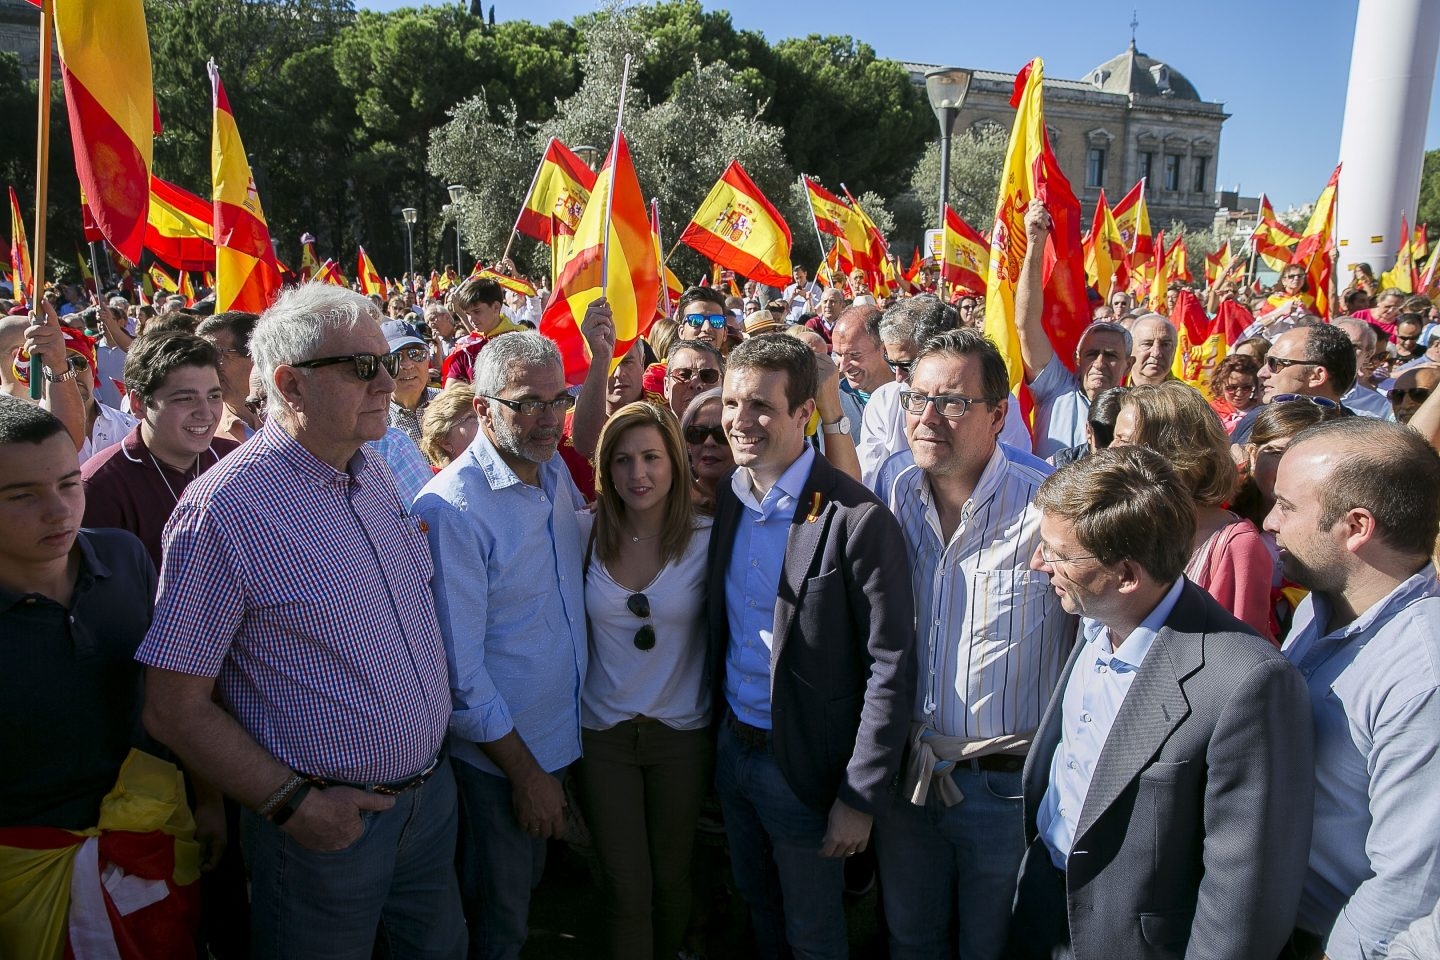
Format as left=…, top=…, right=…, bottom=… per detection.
left=1127, top=313, right=1177, bottom=387
left=137, top=283, right=464, bottom=958
left=1334, top=317, right=1393, bottom=420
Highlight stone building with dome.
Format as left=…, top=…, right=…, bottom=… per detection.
left=906, top=42, right=1229, bottom=231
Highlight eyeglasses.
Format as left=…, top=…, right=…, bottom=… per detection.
left=1391, top=387, right=1432, bottom=405
left=1271, top=393, right=1339, bottom=409
left=898, top=390, right=994, bottom=419
left=483, top=394, right=577, bottom=416
left=244, top=395, right=267, bottom=416
left=886, top=357, right=915, bottom=375
left=684, top=424, right=727, bottom=445
left=392, top=345, right=429, bottom=364
left=293, top=352, right=401, bottom=381
left=628, top=592, right=655, bottom=651
left=669, top=367, right=720, bottom=385
left=1282, top=273, right=1305, bottom=282
left=1037, top=546, right=1097, bottom=565
left=682, top=313, right=727, bottom=329
left=213, top=346, right=249, bottom=362
left=1263, top=355, right=1314, bottom=374
left=66, top=353, right=90, bottom=372
left=1221, top=381, right=1256, bottom=396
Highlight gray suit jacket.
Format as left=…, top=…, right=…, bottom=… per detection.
left=1010, top=580, right=1315, bottom=960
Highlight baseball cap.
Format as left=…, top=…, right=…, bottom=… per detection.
left=380, top=319, right=426, bottom=352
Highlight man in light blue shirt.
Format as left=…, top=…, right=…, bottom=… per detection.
left=1267, top=418, right=1440, bottom=960
left=414, top=331, right=588, bottom=960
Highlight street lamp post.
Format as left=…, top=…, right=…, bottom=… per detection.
left=573, top=144, right=600, bottom=171
left=447, top=184, right=467, bottom=271
left=401, top=207, right=417, bottom=291
left=924, top=67, right=973, bottom=231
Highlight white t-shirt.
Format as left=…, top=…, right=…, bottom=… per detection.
left=578, top=515, right=713, bottom=731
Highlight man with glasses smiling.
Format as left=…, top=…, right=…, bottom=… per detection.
left=675, top=287, right=732, bottom=355
left=383, top=319, right=439, bottom=445
left=1232, top=324, right=1356, bottom=445
left=414, top=330, right=588, bottom=960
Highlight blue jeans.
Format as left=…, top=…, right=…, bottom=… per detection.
left=242, top=759, right=466, bottom=960
left=714, top=721, right=848, bottom=960
left=451, top=758, right=554, bottom=960
left=873, top=764, right=1026, bottom=960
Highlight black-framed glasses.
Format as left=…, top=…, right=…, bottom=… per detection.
left=293, top=352, right=401, bottom=381
left=66, top=353, right=90, bottom=372
left=1221, top=381, right=1256, bottom=396
left=682, top=313, right=727, bottom=329
left=1271, top=393, right=1339, bottom=409
left=483, top=394, right=577, bottom=416
left=898, top=390, right=993, bottom=419
left=627, top=592, right=655, bottom=651
left=244, top=394, right=268, bottom=416
left=669, top=367, right=720, bottom=385
left=392, top=345, right=428, bottom=364
left=1282, top=273, right=1305, bottom=283
left=1390, top=387, right=1432, bottom=405
left=886, top=357, right=915, bottom=375
left=684, top=424, right=727, bottom=445
left=1264, top=355, right=1314, bottom=374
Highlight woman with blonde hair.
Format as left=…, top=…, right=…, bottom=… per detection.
left=574, top=401, right=713, bottom=960
left=419, top=385, right=478, bottom=469
left=1112, top=381, right=1275, bottom=642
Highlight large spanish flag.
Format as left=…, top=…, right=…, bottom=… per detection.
left=357, top=246, right=384, bottom=296
left=679, top=161, right=793, bottom=288
left=515, top=138, right=598, bottom=244
left=54, top=0, right=153, bottom=265
left=146, top=175, right=215, bottom=271
left=1110, top=179, right=1152, bottom=266
left=1170, top=289, right=1226, bottom=395
left=8, top=186, right=33, bottom=306
left=540, top=132, right=658, bottom=385
left=1252, top=193, right=1300, bottom=272
left=1082, top=188, right=1124, bottom=298
left=983, top=58, right=1089, bottom=390
left=300, top=237, right=322, bottom=281
left=941, top=205, right=987, bottom=295
left=1292, top=164, right=1340, bottom=320
left=209, top=60, right=281, bottom=313
left=803, top=176, right=871, bottom=271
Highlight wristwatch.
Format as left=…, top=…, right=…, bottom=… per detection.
left=42, top=365, right=77, bottom=384
left=820, top=416, right=851, bottom=436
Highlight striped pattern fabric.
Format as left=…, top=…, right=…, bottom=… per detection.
left=137, top=418, right=451, bottom=783
left=887, top=444, right=1074, bottom=739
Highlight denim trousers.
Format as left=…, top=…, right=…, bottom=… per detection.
left=573, top=719, right=714, bottom=960
left=873, top=764, right=1026, bottom=960
left=451, top=757, right=559, bottom=960
left=242, top=759, right=466, bottom=960
left=713, top=720, right=848, bottom=960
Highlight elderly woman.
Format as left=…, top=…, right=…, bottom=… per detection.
left=1206, top=354, right=1262, bottom=434
left=679, top=388, right=734, bottom=513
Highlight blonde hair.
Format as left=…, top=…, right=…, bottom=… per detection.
left=1121, top=381, right=1238, bottom=506
left=420, top=384, right=476, bottom=468
left=592, top=402, right=695, bottom=567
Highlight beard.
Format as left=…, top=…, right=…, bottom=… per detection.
left=490, top=413, right=559, bottom=465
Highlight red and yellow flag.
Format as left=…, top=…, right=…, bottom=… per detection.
left=1417, top=245, right=1439, bottom=298
left=983, top=58, right=1090, bottom=390
left=209, top=60, right=281, bottom=313
left=1164, top=234, right=1192, bottom=284
left=472, top=267, right=537, bottom=299
left=300, top=237, right=322, bottom=281
left=1082, top=188, right=1125, bottom=298
left=1170, top=289, right=1226, bottom=396
left=1110, top=180, right=1152, bottom=266
left=1147, top=230, right=1169, bottom=311
left=179, top=270, right=196, bottom=307
left=843, top=188, right=893, bottom=294
left=1204, top=241, right=1231, bottom=288
left=1291, top=164, right=1340, bottom=320
left=8, top=186, right=33, bottom=306
left=76, top=245, right=95, bottom=294
left=803, top=177, right=872, bottom=273
left=1412, top=223, right=1429, bottom=265
left=651, top=200, right=683, bottom=320
left=1379, top=213, right=1414, bottom=294
left=356, top=246, right=384, bottom=296
left=540, top=131, right=659, bottom=385
left=146, top=175, right=215, bottom=272
left=679, top=161, right=793, bottom=288
left=941, top=205, right=987, bottom=295
left=313, top=259, right=346, bottom=287
left=54, top=0, right=153, bottom=265
left=1252, top=193, right=1300, bottom=273
left=149, top=262, right=178, bottom=295
left=515, top=138, right=598, bottom=244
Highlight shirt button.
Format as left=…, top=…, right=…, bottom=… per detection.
left=1098, top=664, right=1108, bottom=674
left=1082, top=713, right=1092, bottom=723
left=1067, top=760, right=1078, bottom=771
left=751, top=559, right=759, bottom=566
left=748, top=600, right=756, bottom=608
left=933, top=619, right=942, bottom=627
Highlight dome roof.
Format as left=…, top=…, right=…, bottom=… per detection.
left=1085, top=42, right=1201, bottom=101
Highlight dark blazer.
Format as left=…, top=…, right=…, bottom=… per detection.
left=706, top=453, right=915, bottom=814
left=1009, top=580, right=1314, bottom=960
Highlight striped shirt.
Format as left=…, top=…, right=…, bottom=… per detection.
left=136, top=417, right=452, bottom=783
left=886, top=444, right=1074, bottom=739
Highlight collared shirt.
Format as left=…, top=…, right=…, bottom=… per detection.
left=1284, top=568, right=1440, bottom=960
left=1028, top=356, right=1089, bottom=459
left=1340, top=383, right=1395, bottom=421
left=888, top=445, right=1072, bottom=738
left=136, top=417, right=452, bottom=783
left=79, top=402, right=138, bottom=465
left=94, top=342, right=127, bottom=408
left=413, top=429, right=588, bottom=777
left=1038, top=577, right=1185, bottom=869
left=372, top=426, right=432, bottom=505
left=723, top=445, right=815, bottom=730
left=859, top=381, right=1031, bottom=491
left=389, top=386, right=438, bottom=446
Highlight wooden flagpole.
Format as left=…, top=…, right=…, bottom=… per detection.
left=28, top=0, right=55, bottom=399
left=599, top=54, right=632, bottom=297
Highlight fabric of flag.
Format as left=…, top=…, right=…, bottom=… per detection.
left=1204, top=241, right=1231, bottom=288
left=1082, top=188, right=1123, bottom=298
left=1291, top=164, right=1340, bottom=320
left=679, top=161, right=793, bottom=288
left=313, top=259, right=346, bottom=287
left=516, top=138, right=598, bottom=244
left=300, top=239, right=322, bottom=282
left=1412, top=223, right=1429, bottom=265
left=650, top=200, right=682, bottom=321
left=803, top=177, right=871, bottom=271
left=79, top=190, right=102, bottom=243
left=1379, top=213, right=1414, bottom=294
left=942, top=205, right=987, bottom=295
left=1147, top=230, right=1169, bottom=311
left=541, top=131, right=659, bottom=385
left=209, top=61, right=281, bottom=313
left=356, top=246, right=384, bottom=295
left=425, top=270, right=441, bottom=301
left=149, top=263, right=178, bottom=295
left=903, top=247, right=924, bottom=284
left=179, top=271, right=196, bottom=306
left=54, top=0, right=153, bottom=265
left=76, top=246, right=95, bottom=294
left=1170, top=289, right=1225, bottom=396
left=1253, top=194, right=1300, bottom=273
left=1216, top=299, right=1254, bottom=347
left=1165, top=235, right=1192, bottom=283
left=1110, top=180, right=1152, bottom=265
left=8, top=186, right=33, bottom=306
left=983, top=58, right=1090, bottom=391
left=843, top=188, right=890, bottom=290
left=472, top=267, right=537, bottom=299
left=146, top=176, right=215, bottom=272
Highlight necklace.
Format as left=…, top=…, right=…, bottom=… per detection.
left=149, top=452, right=199, bottom=505
left=629, top=531, right=660, bottom=542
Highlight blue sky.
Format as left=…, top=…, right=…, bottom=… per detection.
left=359, top=0, right=1440, bottom=211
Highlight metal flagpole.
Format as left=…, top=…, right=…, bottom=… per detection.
left=599, top=55, right=632, bottom=297
left=28, top=0, right=56, bottom=398
left=800, top=175, right=836, bottom=289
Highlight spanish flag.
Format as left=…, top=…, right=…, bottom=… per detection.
left=8, top=186, right=33, bottom=306
left=1252, top=193, right=1300, bottom=272
left=149, top=262, right=178, bottom=295
left=1082, top=188, right=1124, bottom=298
left=313, top=258, right=346, bottom=287
left=515, top=138, right=597, bottom=244
left=680, top=161, right=793, bottom=288
left=540, top=131, right=658, bottom=385
left=209, top=60, right=281, bottom=313
left=54, top=0, right=153, bottom=265
left=1413, top=223, right=1429, bottom=265
left=651, top=200, right=681, bottom=319
left=941, top=205, right=987, bottom=295
left=843, top=187, right=891, bottom=291
left=472, top=267, right=537, bottom=299
left=1164, top=234, right=1192, bottom=284
left=1147, top=230, right=1169, bottom=311
left=803, top=177, right=871, bottom=272
left=1204, top=241, right=1231, bottom=288
left=179, top=270, right=196, bottom=307
left=300, top=236, right=322, bottom=281
left=146, top=175, right=215, bottom=272
left=357, top=246, right=384, bottom=296
left=1379, top=213, right=1414, bottom=294
left=77, top=245, right=95, bottom=294
left=1292, top=164, right=1340, bottom=320
left=1170, top=289, right=1226, bottom=395
left=1110, top=179, right=1152, bottom=266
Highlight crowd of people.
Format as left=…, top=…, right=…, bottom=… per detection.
left=2, top=192, right=1440, bottom=960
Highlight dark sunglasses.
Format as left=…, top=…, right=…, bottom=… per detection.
left=244, top=395, right=268, bottom=416
left=1263, top=356, right=1314, bottom=374
left=627, top=593, right=655, bottom=651
left=1271, top=393, right=1339, bottom=409
left=684, top=424, right=727, bottom=445
left=392, top=345, right=429, bottom=364
left=66, top=353, right=90, bottom=371
left=1391, top=387, right=1432, bottom=404
left=886, top=357, right=915, bottom=375
left=669, top=367, right=720, bottom=385
left=293, top=352, right=401, bottom=381
left=682, top=313, right=727, bottom=329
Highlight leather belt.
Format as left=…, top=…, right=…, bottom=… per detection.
left=724, top=709, right=770, bottom=750
left=965, top=754, right=1025, bottom=774
left=305, top=753, right=443, bottom=797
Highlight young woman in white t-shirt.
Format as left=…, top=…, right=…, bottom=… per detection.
left=574, top=401, right=713, bottom=960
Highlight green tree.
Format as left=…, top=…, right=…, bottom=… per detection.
left=1419, top=147, right=1440, bottom=239
left=908, top=126, right=1009, bottom=234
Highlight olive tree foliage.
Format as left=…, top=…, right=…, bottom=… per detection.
left=908, top=125, right=1010, bottom=234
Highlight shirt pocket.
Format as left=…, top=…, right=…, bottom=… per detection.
left=968, top=569, right=1052, bottom=648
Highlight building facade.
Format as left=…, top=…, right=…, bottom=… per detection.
left=0, top=0, right=40, bottom=81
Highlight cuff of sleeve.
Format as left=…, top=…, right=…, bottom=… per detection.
left=449, top=699, right=515, bottom=745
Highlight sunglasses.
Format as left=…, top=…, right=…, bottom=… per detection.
left=293, top=352, right=401, bottom=381
left=684, top=424, right=727, bottom=445
left=886, top=357, right=915, bottom=375
left=682, top=313, right=728, bottom=329
left=669, top=367, right=720, bottom=385
left=244, top=395, right=268, bottom=416
left=392, top=345, right=429, bottom=364
left=1263, top=356, right=1314, bottom=374
left=67, top=353, right=90, bottom=372
left=1391, top=387, right=1432, bottom=405
left=627, top=592, right=655, bottom=651
left=1221, top=382, right=1256, bottom=395
left=1271, top=393, right=1339, bottom=409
